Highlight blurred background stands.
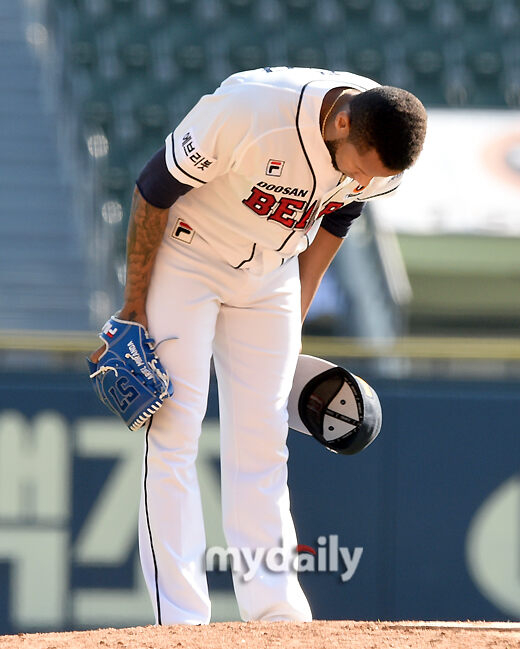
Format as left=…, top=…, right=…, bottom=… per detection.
left=6, top=0, right=519, bottom=341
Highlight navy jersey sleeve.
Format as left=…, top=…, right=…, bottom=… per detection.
left=136, top=146, right=193, bottom=209
left=320, top=201, right=365, bottom=238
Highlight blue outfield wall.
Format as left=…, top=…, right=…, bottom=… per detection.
left=0, top=369, right=518, bottom=633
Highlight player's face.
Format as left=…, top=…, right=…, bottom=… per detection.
left=325, top=137, right=399, bottom=187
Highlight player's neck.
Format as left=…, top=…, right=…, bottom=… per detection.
left=320, top=87, right=358, bottom=140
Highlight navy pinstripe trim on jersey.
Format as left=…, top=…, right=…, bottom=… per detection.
left=276, top=81, right=316, bottom=253
left=363, top=185, right=399, bottom=200
left=144, top=416, right=162, bottom=624
left=232, top=243, right=256, bottom=269
left=276, top=231, right=297, bottom=252
left=295, top=81, right=317, bottom=201
left=170, top=135, right=207, bottom=185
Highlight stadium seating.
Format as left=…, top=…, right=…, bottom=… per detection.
left=39, top=0, right=520, bottom=331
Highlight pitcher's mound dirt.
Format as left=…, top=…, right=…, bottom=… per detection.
left=2, top=620, right=519, bottom=649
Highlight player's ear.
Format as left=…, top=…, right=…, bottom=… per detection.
left=335, top=111, right=351, bottom=136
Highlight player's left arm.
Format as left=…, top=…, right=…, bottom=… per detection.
left=298, top=199, right=365, bottom=322
left=298, top=227, right=344, bottom=323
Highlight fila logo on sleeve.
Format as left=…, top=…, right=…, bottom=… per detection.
left=171, top=218, right=195, bottom=244
left=266, top=159, right=285, bottom=176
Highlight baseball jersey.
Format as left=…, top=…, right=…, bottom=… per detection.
left=164, top=67, right=402, bottom=274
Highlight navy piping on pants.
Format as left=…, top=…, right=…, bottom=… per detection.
left=144, top=415, right=162, bottom=624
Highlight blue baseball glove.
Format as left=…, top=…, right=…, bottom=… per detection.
left=87, top=315, right=174, bottom=431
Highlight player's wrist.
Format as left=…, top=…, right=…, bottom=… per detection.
left=116, top=304, right=148, bottom=328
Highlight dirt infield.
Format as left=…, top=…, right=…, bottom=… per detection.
left=1, top=621, right=519, bottom=649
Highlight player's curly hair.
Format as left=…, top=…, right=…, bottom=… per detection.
left=348, top=86, right=427, bottom=171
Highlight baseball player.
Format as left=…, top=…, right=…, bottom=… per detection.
left=90, top=66, right=427, bottom=625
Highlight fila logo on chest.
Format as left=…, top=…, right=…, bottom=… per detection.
left=266, top=159, right=285, bottom=176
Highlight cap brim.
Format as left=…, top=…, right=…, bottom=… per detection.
left=287, top=354, right=337, bottom=435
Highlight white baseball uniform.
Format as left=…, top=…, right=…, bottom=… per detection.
left=138, top=67, right=402, bottom=625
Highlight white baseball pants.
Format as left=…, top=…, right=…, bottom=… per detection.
left=138, top=230, right=312, bottom=624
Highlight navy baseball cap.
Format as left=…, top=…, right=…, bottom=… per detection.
left=288, top=354, right=382, bottom=455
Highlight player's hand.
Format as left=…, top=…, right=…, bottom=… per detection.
left=87, top=314, right=173, bottom=431
left=89, top=305, right=148, bottom=363
left=90, top=345, right=105, bottom=364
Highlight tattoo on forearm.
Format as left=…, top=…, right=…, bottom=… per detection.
left=124, top=187, right=169, bottom=309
